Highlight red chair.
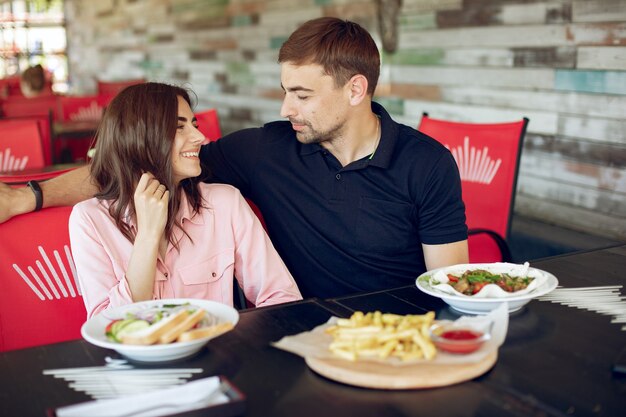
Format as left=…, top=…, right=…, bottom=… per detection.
left=96, top=79, right=144, bottom=97
left=0, top=206, right=86, bottom=351
left=0, top=115, right=53, bottom=165
left=0, top=119, right=46, bottom=173
left=56, top=95, right=105, bottom=122
left=195, top=108, right=222, bottom=141
left=55, top=95, right=105, bottom=162
left=0, top=165, right=80, bottom=186
left=418, top=113, right=529, bottom=263
left=1, top=95, right=58, bottom=118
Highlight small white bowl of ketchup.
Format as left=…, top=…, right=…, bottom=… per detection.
left=429, top=321, right=491, bottom=354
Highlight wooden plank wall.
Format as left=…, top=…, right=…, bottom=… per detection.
left=64, top=0, right=626, bottom=240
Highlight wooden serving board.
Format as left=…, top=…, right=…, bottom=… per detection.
left=305, top=351, right=497, bottom=389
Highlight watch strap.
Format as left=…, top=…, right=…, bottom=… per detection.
left=27, top=180, right=43, bottom=212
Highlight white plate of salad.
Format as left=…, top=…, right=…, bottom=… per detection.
left=416, top=263, right=558, bottom=314
left=81, top=298, right=239, bottom=363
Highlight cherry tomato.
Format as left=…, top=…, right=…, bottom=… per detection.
left=472, top=282, right=487, bottom=294
left=105, top=319, right=120, bottom=334
left=447, top=274, right=459, bottom=283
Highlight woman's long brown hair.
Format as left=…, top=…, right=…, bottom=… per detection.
left=90, top=82, right=205, bottom=249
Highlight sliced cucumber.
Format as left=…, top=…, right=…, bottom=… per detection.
left=110, top=319, right=136, bottom=337
left=116, top=320, right=150, bottom=340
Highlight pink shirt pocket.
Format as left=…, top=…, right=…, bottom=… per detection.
left=176, top=249, right=235, bottom=303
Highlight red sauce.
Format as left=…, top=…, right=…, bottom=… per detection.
left=440, top=329, right=482, bottom=341
left=434, top=329, right=485, bottom=354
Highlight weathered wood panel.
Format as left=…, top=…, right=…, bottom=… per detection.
left=436, top=1, right=572, bottom=27
left=514, top=194, right=626, bottom=240
left=440, top=48, right=514, bottom=67
left=520, top=152, right=626, bottom=192
left=572, top=0, right=626, bottom=23
left=401, top=0, right=462, bottom=14
left=524, top=134, right=626, bottom=166
left=440, top=86, right=626, bottom=119
left=390, top=65, right=555, bottom=89
left=517, top=175, right=626, bottom=217
left=577, top=46, right=626, bottom=70
left=554, top=69, right=626, bottom=95
left=558, top=115, right=626, bottom=144
left=400, top=25, right=571, bottom=48
left=512, top=46, right=576, bottom=68
left=403, top=99, right=558, bottom=135
left=567, top=22, right=626, bottom=46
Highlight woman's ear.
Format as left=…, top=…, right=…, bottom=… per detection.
left=347, top=74, right=369, bottom=106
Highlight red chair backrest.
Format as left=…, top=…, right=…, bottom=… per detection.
left=0, top=76, right=20, bottom=98
left=418, top=115, right=528, bottom=262
left=0, top=115, right=52, bottom=165
left=195, top=108, right=222, bottom=141
left=1, top=95, right=58, bottom=118
left=0, top=119, right=46, bottom=172
left=0, top=206, right=86, bottom=351
left=0, top=165, right=80, bottom=186
left=97, top=79, right=145, bottom=97
left=56, top=95, right=105, bottom=122
left=0, top=73, right=53, bottom=98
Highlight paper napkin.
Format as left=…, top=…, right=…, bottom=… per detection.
left=55, top=376, right=228, bottom=417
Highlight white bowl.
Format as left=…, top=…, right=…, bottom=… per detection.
left=416, top=264, right=558, bottom=314
left=81, top=298, right=239, bottom=363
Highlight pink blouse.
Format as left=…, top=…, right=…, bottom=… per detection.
left=69, top=183, right=302, bottom=318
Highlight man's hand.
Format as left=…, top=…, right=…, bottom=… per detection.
left=0, top=182, right=35, bottom=223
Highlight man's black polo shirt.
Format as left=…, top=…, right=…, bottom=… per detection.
left=200, top=102, right=467, bottom=299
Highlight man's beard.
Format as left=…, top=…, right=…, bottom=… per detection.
left=291, top=119, right=344, bottom=145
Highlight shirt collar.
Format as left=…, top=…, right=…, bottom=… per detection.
left=299, top=101, right=398, bottom=169
left=177, top=189, right=204, bottom=226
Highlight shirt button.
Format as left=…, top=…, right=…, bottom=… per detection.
left=164, top=273, right=168, bottom=278
left=335, top=174, right=341, bottom=180
left=212, top=272, right=217, bottom=277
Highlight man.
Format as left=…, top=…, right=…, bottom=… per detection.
left=0, top=17, right=468, bottom=299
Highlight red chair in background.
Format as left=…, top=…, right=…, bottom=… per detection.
left=195, top=108, right=222, bottom=141
left=0, top=206, right=86, bottom=351
left=55, top=95, right=106, bottom=162
left=0, top=115, right=53, bottom=165
left=0, top=119, right=46, bottom=173
left=56, top=95, right=106, bottom=122
left=96, top=78, right=144, bottom=99
left=0, top=165, right=80, bottom=186
left=0, top=71, right=53, bottom=98
left=418, top=113, right=529, bottom=263
left=1, top=94, right=58, bottom=119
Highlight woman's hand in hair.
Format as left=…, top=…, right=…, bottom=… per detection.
left=133, top=172, right=169, bottom=241
left=127, top=172, right=169, bottom=301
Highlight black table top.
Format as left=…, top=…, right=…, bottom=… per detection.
left=1, top=245, right=625, bottom=417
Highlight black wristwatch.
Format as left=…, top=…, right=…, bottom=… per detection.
left=27, top=180, right=43, bottom=212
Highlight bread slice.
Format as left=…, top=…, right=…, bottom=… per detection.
left=177, top=322, right=234, bottom=343
left=158, top=308, right=207, bottom=344
left=120, top=309, right=188, bottom=345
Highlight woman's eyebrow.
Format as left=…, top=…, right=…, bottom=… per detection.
left=178, top=116, right=198, bottom=122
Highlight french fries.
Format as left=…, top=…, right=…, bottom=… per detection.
left=325, top=311, right=437, bottom=362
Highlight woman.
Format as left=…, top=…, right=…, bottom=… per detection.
left=69, top=82, right=301, bottom=318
